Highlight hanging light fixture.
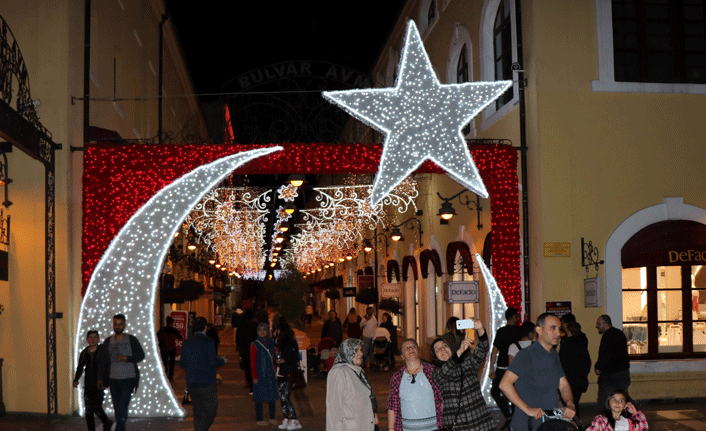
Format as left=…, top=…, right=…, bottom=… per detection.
left=275, top=232, right=285, bottom=243
left=363, top=239, right=373, bottom=253
left=346, top=254, right=353, bottom=260
left=437, top=201, right=456, bottom=220
left=187, top=243, right=197, bottom=251
left=215, top=263, right=221, bottom=268
left=208, top=259, right=216, bottom=265
left=390, top=227, right=403, bottom=242
left=288, top=174, right=305, bottom=187
left=284, top=202, right=296, bottom=215
left=277, top=222, right=290, bottom=232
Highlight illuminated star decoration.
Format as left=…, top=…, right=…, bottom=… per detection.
left=75, top=147, right=281, bottom=417
left=323, top=20, right=512, bottom=206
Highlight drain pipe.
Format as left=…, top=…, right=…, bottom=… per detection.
left=83, top=0, right=91, bottom=144
left=514, top=0, right=531, bottom=319
left=158, top=11, right=168, bottom=145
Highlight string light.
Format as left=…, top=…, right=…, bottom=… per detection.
left=75, top=147, right=281, bottom=417
left=323, top=21, right=512, bottom=206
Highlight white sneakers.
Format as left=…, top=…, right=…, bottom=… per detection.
left=278, top=418, right=302, bottom=429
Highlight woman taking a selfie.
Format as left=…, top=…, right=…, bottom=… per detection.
left=431, top=318, right=493, bottom=431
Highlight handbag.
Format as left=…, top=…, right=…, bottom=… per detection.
left=289, top=365, right=307, bottom=390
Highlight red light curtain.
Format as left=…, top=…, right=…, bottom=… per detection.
left=82, top=143, right=521, bottom=310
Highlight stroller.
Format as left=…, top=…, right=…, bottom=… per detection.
left=371, top=327, right=394, bottom=371
left=314, top=337, right=337, bottom=377
left=529, top=409, right=584, bottom=431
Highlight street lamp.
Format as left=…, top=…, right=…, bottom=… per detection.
left=437, top=189, right=483, bottom=229
left=389, top=217, right=423, bottom=247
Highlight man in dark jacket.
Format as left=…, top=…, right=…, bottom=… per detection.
left=157, top=316, right=183, bottom=381
left=180, top=316, right=226, bottom=431
left=321, top=310, right=343, bottom=346
left=595, top=314, right=630, bottom=407
left=98, top=314, right=145, bottom=431
left=559, top=321, right=591, bottom=418
left=235, top=309, right=258, bottom=392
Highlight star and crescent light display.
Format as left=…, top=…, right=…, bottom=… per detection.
left=77, top=20, right=517, bottom=416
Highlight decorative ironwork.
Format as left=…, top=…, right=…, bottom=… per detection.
left=0, top=149, right=11, bottom=207
left=437, top=189, right=483, bottom=230
left=0, top=15, right=52, bottom=144
left=581, top=237, right=604, bottom=274
left=389, top=214, right=424, bottom=247
left=0, top=208, right=9, bottom=245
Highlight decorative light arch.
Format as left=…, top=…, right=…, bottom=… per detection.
left=83, top=142, right=521, bottom=310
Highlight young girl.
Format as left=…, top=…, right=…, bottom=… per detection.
left=587, top=389, right=649, bottom=431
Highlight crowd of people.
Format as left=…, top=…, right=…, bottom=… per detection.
left=73, top=307, right=642, bottom=431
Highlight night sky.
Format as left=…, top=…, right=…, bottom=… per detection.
left=169, top=1, right=407, bottom=101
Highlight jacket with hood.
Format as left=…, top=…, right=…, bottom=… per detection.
left=559, top=331, right=591, bottom=393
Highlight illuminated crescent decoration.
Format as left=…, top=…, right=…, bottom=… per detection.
left=476, top=253, right=509, bottom=407
left=74, top=147, right=282, bottom=417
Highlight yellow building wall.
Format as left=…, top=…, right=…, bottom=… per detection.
left=367, top=0, right=706, bottom=400
left=0, top=0, right=207, bottom=414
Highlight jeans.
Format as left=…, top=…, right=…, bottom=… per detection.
left=491, top=368, right=513, bottom=419
left=255, top=400, right=277, bottom=421
left=362, top=337, right=373, bottom=366
left=84, top=386, right=111, bottom=431
left=597, top=369, right=631, bottom=408
left=109, top=378, right=137, bottom=431
left=160, top=348, right=177, bottom=380
left=189, top=385, right=218, bottom=431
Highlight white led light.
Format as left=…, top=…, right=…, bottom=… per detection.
left=74, top=147, right=281, bottom=417
left=323, top=21, right=511, bottom=206
left=476, top=253, right=508, bottom=407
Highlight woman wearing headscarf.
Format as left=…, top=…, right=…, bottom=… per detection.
left=325, top=338, right=378, bottom=431
left=431, top=318, right=493, bottom=431
left=251, top=323, right=279, bottom=426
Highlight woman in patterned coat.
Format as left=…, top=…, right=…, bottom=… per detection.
left=431, top=318, right=494, bottom=431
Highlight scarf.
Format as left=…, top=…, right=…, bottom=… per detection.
left=335, top=338, right=377, bottom=413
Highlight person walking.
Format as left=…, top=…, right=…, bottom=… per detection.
left=326, top=338, right=378, bottom=431
left=251, top=323, right=279, bottom=426
left=236, top=309, right=259, bottom=393
left=343, top=307, right=362, bottom=340
left=321, top=310, right=343, bottom=346
left=431, top=318, right=493, bottom=431
left=559, top=321, right=591, bottom=418
left=157, top=316, right=183, bottom=381
left=489, top=307, right=522, bottom=429
left=97, top=314, right=145, bottom=431
left=595, top=315, right=630, bottom=408
left=73, top=330, right=113, bottom=431
left=360, top=306, right=378, bottom=368
left=179, top=316, right=227, bottom=431
left=276, top=324, right=302, bottom=430
left=499, top=313, right=576, bottom=431
left=388, top=338, right=442, bottom=431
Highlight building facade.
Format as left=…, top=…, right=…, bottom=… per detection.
left=0, top=0, right=206, bottom=414
left=339, top=0, right=706, bottom=401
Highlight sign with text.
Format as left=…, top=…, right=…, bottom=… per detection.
left=545, top=301, right=572, bottom=319
left=381, top=283, right=402, bottom=298
left=342, top=286, right=357, bottom=297
left=170, top=310, right=189, bottom=359
left=584, top=277, right=602, bottom=307
left=445, top=280, right=479, bottom=303
left=358, top=275, right=374, bottom=290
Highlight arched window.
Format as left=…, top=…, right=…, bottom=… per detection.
left=480, top=0, right=519, bottom=129
left=493, top=0, right=514, bottom=110
left=621, top=220, right=706, bottom=359
left=447, top=24, right=475, bottom=137
left=418, top=0, right=439, bottom=37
